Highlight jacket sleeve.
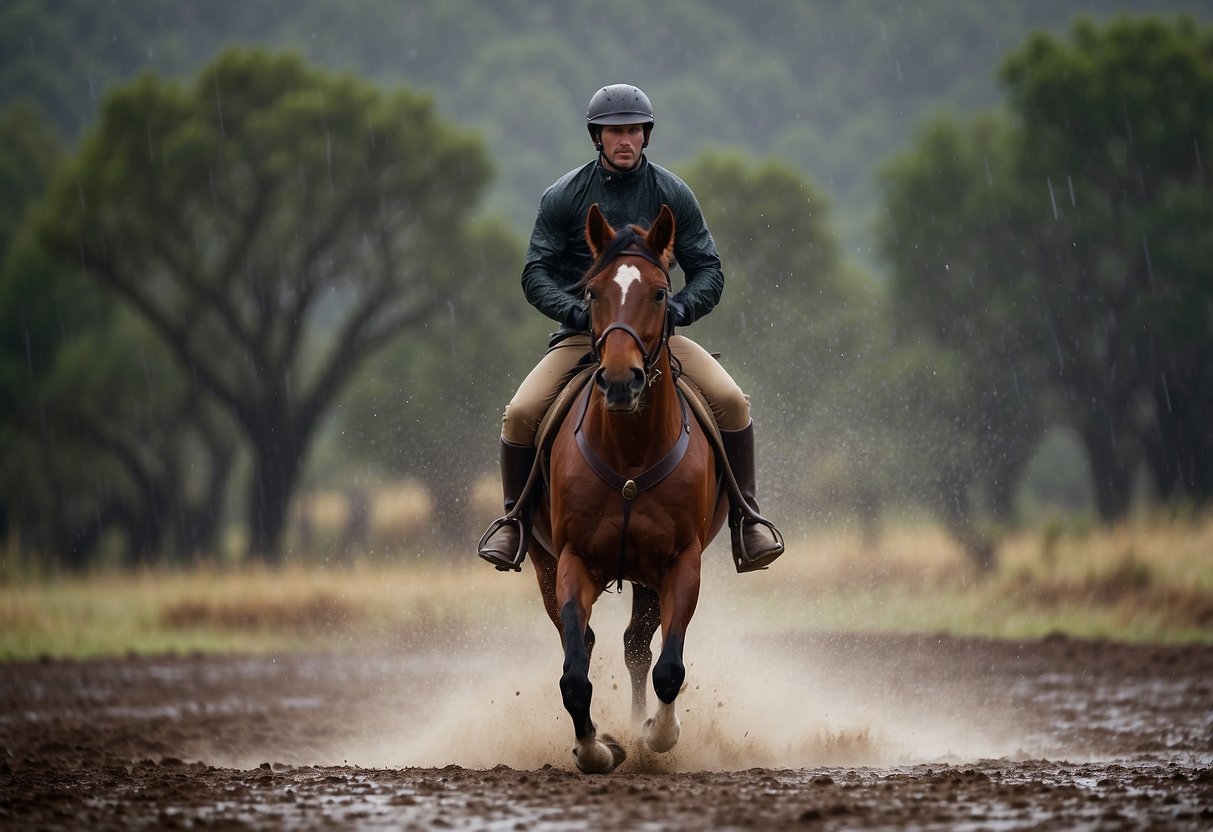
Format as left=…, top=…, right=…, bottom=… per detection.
left=667, top=184, right=724, bottom=325
left=520, top=187, right=583, bottom=327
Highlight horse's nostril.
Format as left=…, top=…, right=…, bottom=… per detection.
left=594, top=368, right=608, bottom=392
left=630, top=367, right=645, bottom=391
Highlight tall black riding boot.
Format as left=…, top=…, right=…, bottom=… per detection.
left=721, top=422, right=785, bottom=573
left=477, top=439, right=537, bottom=571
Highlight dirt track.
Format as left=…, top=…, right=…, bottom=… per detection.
left=2, top=627, right=1211, bottom=830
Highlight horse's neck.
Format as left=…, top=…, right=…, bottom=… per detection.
left=584, top=356, right=681, bottom=470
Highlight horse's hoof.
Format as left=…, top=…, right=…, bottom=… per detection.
left=601, top=733, right=627, bottom=769
left=643, top=709, right=681, bottom=753
left=573, top=734, right=626, bottom=774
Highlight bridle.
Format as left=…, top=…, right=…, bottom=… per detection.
left=585, top=228, right=673, bottom=386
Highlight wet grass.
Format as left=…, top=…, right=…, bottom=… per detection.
left=1, top=512, right=1211, bottom=660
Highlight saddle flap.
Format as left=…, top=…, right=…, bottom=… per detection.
left=535, top=365, right=597, bottom=452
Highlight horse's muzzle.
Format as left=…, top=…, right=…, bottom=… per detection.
left=595, top=366, right=645, bottom=411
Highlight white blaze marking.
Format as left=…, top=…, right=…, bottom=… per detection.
left=613, top=264, right=642, bottom=304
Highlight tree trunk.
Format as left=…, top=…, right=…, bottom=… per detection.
left=247, top=431, right=302, bottom=565
left=937, top=463, right=997, bottom=574
left=174, top=433, right=236, bottom=559
left=1079, top=422, right=1136, bottom=521
left=1147, top=374, right=1213, bottom=505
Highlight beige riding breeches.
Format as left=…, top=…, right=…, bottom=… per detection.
left=500, top=333, right=751, bottom=445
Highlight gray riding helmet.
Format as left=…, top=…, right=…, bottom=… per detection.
left=586, top=84, right=654, bottom=146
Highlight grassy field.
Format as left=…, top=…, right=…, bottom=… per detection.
left=2, top=513, right=1211, bottom=660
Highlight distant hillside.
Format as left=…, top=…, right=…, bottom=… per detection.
left=4, top=0, right=1210, bottom=263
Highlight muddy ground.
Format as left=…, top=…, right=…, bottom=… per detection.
left=2, top=624, right=1211, bottom=830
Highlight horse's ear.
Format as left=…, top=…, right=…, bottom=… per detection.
left=585, top=203, right=614, bottom=259
left=647, top=204, right=676, bottom=264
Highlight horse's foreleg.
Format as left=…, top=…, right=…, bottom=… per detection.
left=653, top=553, right=700, bottom=703
left=556, top=551, right=625, bottom=774
left=537, top=550, right=597, bottom=655
left=644, top=547, right=702, bottom=754
left=624, top=583, right=661, bottom=727
left=643, top=624, right=684, bottom=753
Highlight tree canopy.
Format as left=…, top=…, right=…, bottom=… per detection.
left=878, top=14, right=1213, bottom=526
left=5, top=1, right=1209, bottom=257
left=36, top=48, right=495, bottom=560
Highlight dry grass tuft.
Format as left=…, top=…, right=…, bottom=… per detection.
left=991, top=513, right=1213, bottom=631
left=728, top=511, right=1213, bottom=642
left=1008, top=554, right=1213, bottom=630
left=159, top=592, right=356, bottom=633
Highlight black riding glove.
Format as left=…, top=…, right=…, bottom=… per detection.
left=565, top=303, right=590, bottom=332
left=666, top=296, right=691, bottom=330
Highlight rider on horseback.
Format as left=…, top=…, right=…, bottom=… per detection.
left=478, top=83, right=784, bottom=574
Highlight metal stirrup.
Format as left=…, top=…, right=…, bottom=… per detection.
left=477, top=516, right=528, bottom=572
left=730, top=511, right=785, bottom=572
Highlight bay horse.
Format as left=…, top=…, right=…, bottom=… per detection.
left=528, top=203, right=728, bottom=773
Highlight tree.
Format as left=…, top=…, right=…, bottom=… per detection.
left=0, top=101, right=66, bottom=559
left=877, top=115, right=1052, bottom=566
left=37, top=49, right=494, bottom=561
left=2, top=220, right=239, bottom=569
left=878, top=15, right=1213, bottom=528
left=677, top=152, right=852, bottom=411
left=999, top=14, right=1213, bottom=514
left=323, top=217, right=546, bottom=547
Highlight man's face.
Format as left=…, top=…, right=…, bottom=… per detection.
left=598, top=123, right=646, bottom=171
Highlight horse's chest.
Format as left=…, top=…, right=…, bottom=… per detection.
left=559, top=482, right=682, bottom=550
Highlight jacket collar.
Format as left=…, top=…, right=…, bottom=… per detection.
left=598, top=153, right=648, bottom=187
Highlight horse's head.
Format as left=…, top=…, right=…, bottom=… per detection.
left=580, top=203, right=676, bottom=412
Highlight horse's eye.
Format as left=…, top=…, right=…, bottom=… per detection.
left=585, top=288, right=596, bottom=302
left=655, top=288, right=667, bottom=302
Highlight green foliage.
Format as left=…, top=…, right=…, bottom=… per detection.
left=6, top=1, right=1208, bottom=251
left=33, top=48, right=497, bottom=560
left=998, top=15, right=1213, bottom=514
left=680, top=151, right=849, bottom=393
left=878, top=112, right=1050, bottom=524
left=0, top=102, right=62, bottom=260
left=1, top=220, right=238, bottom=567
left=878, top=14, right=1213, bottom=535
left=325, top=216, right=548, bottom=541
left=678, top=151, right=893, bottom=524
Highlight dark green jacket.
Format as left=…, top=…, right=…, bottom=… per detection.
left=521, top=155, right=724, bottom=342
